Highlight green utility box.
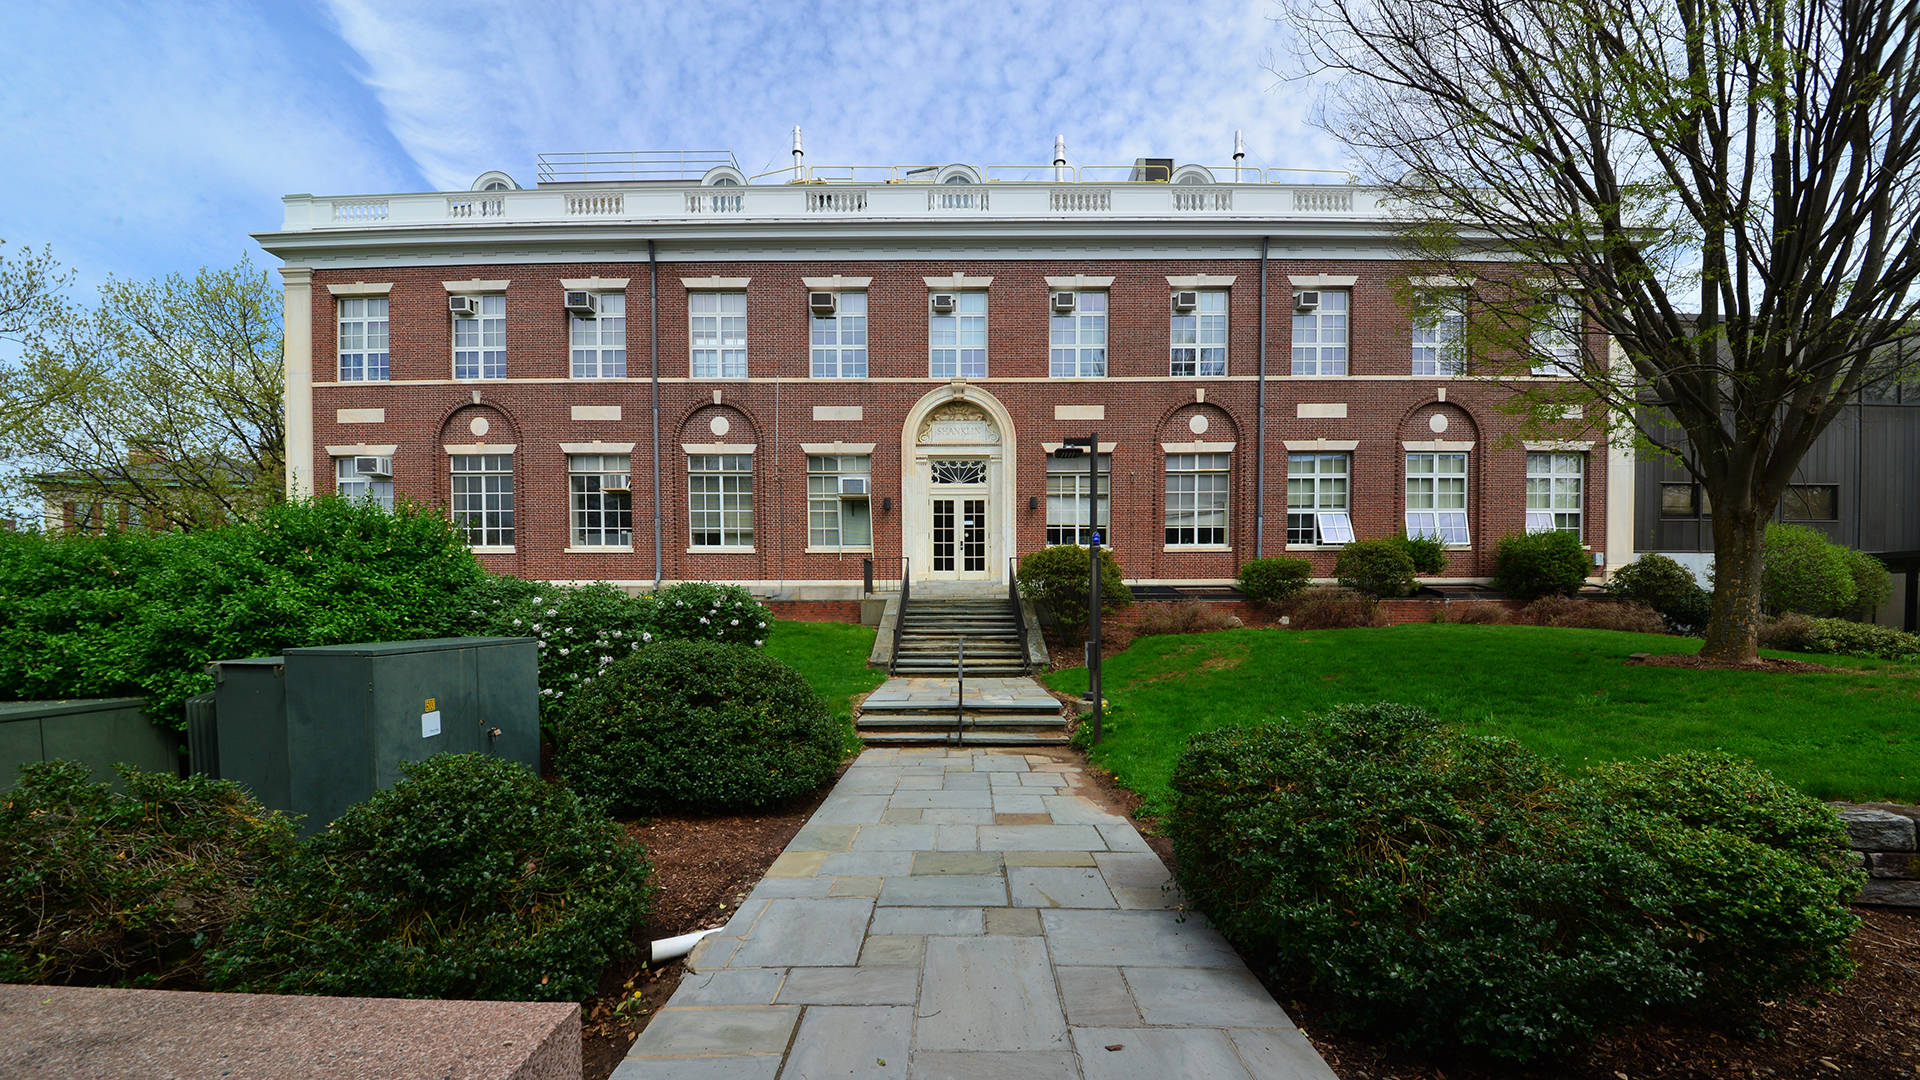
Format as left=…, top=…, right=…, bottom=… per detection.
left=208, top=637, right=538, bottom=831
left=0, top=698, right=179, bottom=791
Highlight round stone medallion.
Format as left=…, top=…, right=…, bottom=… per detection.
left=468, top=416, right=490, bottom=436
left=1189, top=414, right=1210, bottom=434
left=709, top=414, right=732, bottom=436
left=1429, top=413, right=1449, bottom=433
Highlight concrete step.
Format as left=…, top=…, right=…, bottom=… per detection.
left=890, top=666, right=1031, bottom=677
left=857, top=718, right=1065, bottom=733
left=858, top=731, right=1073, bottom=747
left=858, top=699, right=1062, bottom=716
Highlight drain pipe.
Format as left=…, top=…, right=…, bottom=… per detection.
left=650, top=240, right=663, bottom=589
left=649, top=927, right=723, bottom=964
left=1255, top=235, right=1270, bottom=558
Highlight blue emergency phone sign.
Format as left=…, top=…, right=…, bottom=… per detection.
left=1090, top=532, right=1101, bottom=544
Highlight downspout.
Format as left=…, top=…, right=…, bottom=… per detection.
left=1255, top=236, right=1270, bottom=558
left=650, top=241, right=662, bottom=589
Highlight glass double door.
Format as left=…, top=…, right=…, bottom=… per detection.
left=931, top=497, right=988, bottom=576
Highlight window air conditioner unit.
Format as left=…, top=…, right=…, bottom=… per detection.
left=1051, top=290, right=1077, bottom=313
left=839, top=475, right=870, bottom=497
left=601, top=474, right=631, bottom=495
left=1294, top=291, right=1321, bottom=311
left=448, top=295, right=479, bottom=317
left=930, top=292, right=957, bottom=313
left=809, top=291, right=838, bottom=315
left=564, top=290, right=597, bottom=315
left=1171, top=290, right=1199, bottom=312
left=353, top=456, right=392, bottom=480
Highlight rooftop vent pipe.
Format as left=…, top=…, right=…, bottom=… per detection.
left=792, top=126, right=804, bottom=182
left=1233, top=130, right=1246, bottom=181
left=1054, top=135, right=1067, bottom=181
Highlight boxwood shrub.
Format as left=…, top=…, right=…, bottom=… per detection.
left=1333, top=537, right=1417, bottom=598
left=1492, top=529, right=1589, bottom=601
left=1606, top=552, right=1712, bottom=633
left=207, top=754, right=651, bottom=1002
left=1017, top=545, right=1132, bottom=633
left=1236, top=556, right=1312, bottom=606
left=553, top=639, right=848, bottom=812
left=1762, top=523, right=1856, bottom=616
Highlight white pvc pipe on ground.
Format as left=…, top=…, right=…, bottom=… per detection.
left=649, top=927, right=724, bottom=965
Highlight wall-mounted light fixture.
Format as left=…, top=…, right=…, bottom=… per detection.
left=1028, top=495, right=1039, bottom=511
left=881, top=496, right=893, bottom=513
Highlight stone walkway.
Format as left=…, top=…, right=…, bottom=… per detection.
left=859, top=676, right=1062, bottom=712
left=614, top=747, right=1337, bottom=1080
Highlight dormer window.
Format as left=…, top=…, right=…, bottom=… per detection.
left=702, top=165, right=747, bottom=187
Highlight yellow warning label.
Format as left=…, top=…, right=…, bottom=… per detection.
left=424, top=697, right=436, bottom=712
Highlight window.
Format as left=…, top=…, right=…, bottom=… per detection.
left=1288, top=453, right=1352, bottom=544
left=689, top=454, right=753, bottom=548
left=930, top=459, right=988, bottom=485
left=1050, top=291, right=1108, bottom=377
left=1291, top=290, right=1349, bottom=375
left=570, top=293, right=626, bottom=378
left=1170, top=290, right=1228, bottom=377
left=1165, top=453, right=1229, bottom=546
left=1661, top=482, right=1708, bottom=517
left=1783, top=483, right=1839, bottom=520
left=335, top=456, right=393, bottom=511
left=807, top=455, right=872, bottom=549
left=1412, top=294, right=1465, bottom=376
left=569, top=454, right=632, bottom=547
left=1047, top=453, right=1110, bottom=545
left=811, top=292, right=868, bottom=378
left=1525, top=452, right=1584, bottom=534
left=690, top=291, right=747, bottom=378
left=1405, top=452, right=1468, bottom=544
left=453, top=294, right=506, bottom=379
left=451, top=454, right=513, bottom=547
left=1531, top=296, right=1580, bottom=376
left=337, top=297, right=389, bottom=381
left=930, top=292, right=987, bottom=379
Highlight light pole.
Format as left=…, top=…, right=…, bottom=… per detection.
left=1057, top=435, right=1102, bottom=745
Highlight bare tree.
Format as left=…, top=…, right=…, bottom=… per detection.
left=1286, top=0, right=1920, bottom=660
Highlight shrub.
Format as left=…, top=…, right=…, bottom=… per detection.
left=1237, top=557, right=1312, bottom=606
left=648, top=581, right=774, bottom=645
left=1520, top=596, right=1667, bottom=634
left=1493, top=529, right=1589, bottom=601
left=553, top=639, right=848, bottom=813
left=1017, top=545, right=1132, bottom=633
left=207, top=754, right=651, bottom=1002
left=1762, top=523, right=1856, bottom=617
left=1607, top=553, right=1712, bottom=633
left=1759, top=612, right=1821, bottom=652
left=1431, top=602, right=1508, bottom=625
left=1333, top=537, right=1417, bottom=598
left=1842, top=547, right=1893, bottom=622
left=1394, top=531, right=1449, bottom=575
left=457, top=578, right=662, bottom=727
left=1287, top=586, right=1384, bottom=629
left=1762, top=615, right=1920, bottom=662
left=0, top=762, right=296, bottom=988
left=1127, top=601, right=1241, bottom=641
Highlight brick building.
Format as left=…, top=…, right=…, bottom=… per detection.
left=254, top=150, right=1634, bottom=609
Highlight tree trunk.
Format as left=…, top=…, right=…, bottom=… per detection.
left=1699, top=505, right=1766, bottom=662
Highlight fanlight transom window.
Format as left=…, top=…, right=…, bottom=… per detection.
left=930, top=459, right=988, bottom=485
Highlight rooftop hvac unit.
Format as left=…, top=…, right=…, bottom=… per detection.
left=448, top=295, right=480, bottom=317
left=353, top=456, right=393, bottom=480
left=1051, top=290, right=1077, bottom=313
left=1294, top=290, right=1321, bottom=311
left=1130, top=157, right=1174, bottom=182
left=809, top=291, right=838, bottom=315
left=1171, top=290, right=1199, bottom=312
left=839, top=475, right=870, bottom=497
left=930, top=292, right=957, bottom=313
left=564, top=290, right=598, bottom=316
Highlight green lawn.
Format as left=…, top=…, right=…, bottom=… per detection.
left=764, top=619, right=886, bottom=725
left=1043, top=624, right=1920, bottom=815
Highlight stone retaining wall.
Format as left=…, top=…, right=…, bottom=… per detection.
left=1836, top=804, right=1920, bottom=907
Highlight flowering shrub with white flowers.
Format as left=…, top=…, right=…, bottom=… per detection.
left=648, top=582, right=772, bottom=646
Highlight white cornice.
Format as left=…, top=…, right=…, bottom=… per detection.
left=1161, top=440, right=1237, bottom=454
left=1289, top=274, right=1358, bottom=288
left=325, top=282, right=392, bottom=296
left=443, top=279, right=510, bottom=293
left=922, top=273, right=995, bottom=288
left=1284, top=439, right=1360, bottom=452
left=799, top=442, right=877, bottom=455
left=682, top=442, right=757, bottom=455
left=1165, top=274, right=1236, bottom=288
left=681, top=276, right=751, bottom=290
left=1045, top=274, right=1116, bottom=289
left=802, top=275, right=872, bottom=290
left=1523, top=440, right=1597, bottom=452
left=325, top=443, right=398, bottom=457
left=1402, top=440, right=1477, bottom=452
left=558, top=441, right=636, bottom=454
left=443, top=443, right=517, bottom=454
left=559, top=277, right=629, bottom=291
left=1042, top=441, right=1118, bottom=453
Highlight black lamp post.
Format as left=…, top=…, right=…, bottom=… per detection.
left=1056, top=435, right=1102, bottom=745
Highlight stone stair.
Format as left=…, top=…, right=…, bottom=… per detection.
left=889, top=597, right=1029, bottom=677
left=855, top=676, right=1070, bottom=747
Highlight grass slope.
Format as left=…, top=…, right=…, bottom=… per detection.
left=764, top=619, right=886, bottom=726
left=1044, top=624, right=1920, bottom=814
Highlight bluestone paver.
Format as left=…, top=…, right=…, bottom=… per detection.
left=1041, top=909, right=1242, bottom=968
left=1073, top=1027, right=1251, bottom=1080
left=1009, top=866, right=1118, bottom=909
left=782, top=1005, right=913, bottom=1080
left=625, top=1004, right=800, bottom=1058
left=1230, top=1028, right=1345, bottom=1080
left=728, top=898, right=872, bottom=967
left=778, top=965, right=920, bottom=1005
left=877, top=873, right=1008, bottom=907
left=917, top=936, right=1068, bottom=1051
left=1124, top=966, right=1294, bottom=1027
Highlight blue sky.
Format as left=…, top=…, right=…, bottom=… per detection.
left=0, top=0, right=1345, bottom=289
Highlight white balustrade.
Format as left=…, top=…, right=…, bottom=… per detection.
left=1173, top=188, right=1232, bottom=211
left=1050, top=189, right=1111, bottom=212
left=331, top=199, right=389, bottom=223
left=565, top=192, right=625, bottom=216
left=1293, top=188, right=1354, bottom=213
left=685, top=191, right=744, bottom=213
left=806, top=189, right=869, bottom=213
left=447, top=196, right=505, bottom=219
left=928, top=188, right=988, bottom=211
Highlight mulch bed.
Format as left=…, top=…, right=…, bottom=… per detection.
left=1630, top=652, right=1852, bottom=675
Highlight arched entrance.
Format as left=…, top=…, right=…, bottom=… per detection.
left=900, top=384, right=1017, bottom=588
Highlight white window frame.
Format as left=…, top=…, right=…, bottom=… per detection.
left=1405, top=452, right=1469, bottom=545
left=337, top=297, right=389, bottom=382
left=1531, top=295, right=1581, bottom=377
left=1050, top=291, right=1108, bottom=378
left=689, top=453, right=754, bottom=549
left=1288, top=452, right=1352, bottom=545
left=1412, top=292, right=1466, bottom=376
left=1526, top=452, right=1584, bottom=534
left=335, top=456, right=394, bottom=511
left=811, top=291, right=868, bottom=378
left=452, top=293, right=506, bottom=380
left=929, top=291, right=988, bottom=379
left=451, top=454, right=513, bottom=548
left=690, top=291, right=748, bottom=379
left=1047, top=453, right=1111, bottom=546
left=570, top=292, right=627, bottom=378
left=1165, top=452, right=1230, bottom=547
left=569, top=453, right=632, bottom=548
left=1291, top=289, right=1349, bottom=376
left=1170, top=289, right=1228, bottom=377
left=806, top=455, right=873, bottom=550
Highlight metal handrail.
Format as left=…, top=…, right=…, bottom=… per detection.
left=743, top=162, right=1360, bottom=186
left=888, top=558, right=910, bottom=675
left=953, top=639, right=965, bottom=748
left=1008, top=556, right=1030, bottom=674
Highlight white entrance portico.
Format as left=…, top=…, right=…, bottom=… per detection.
left=900, top=383, right=1017, bottom=588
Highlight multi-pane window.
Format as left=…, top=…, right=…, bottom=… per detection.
left=929, top=293, right=987, bottom=379
left=690, top=292, right=747, bottom=378
left=689, top=454, right=754, bottom=548
left=1288, top=453, right=1353, bottom=545
left=452, top=294, right=506, bottom=379
left=1405, top=452, right=1468, bottom=545
left=570, top=293, right=626, bottom=378
left=1412, top=293, right=1465, bottom=376
left=1783, top=483, right=1839, bottom=520
left=337, top=297, right=389, bottom=381
left=1047, top=453, right=1110, bottom=545
left=1531, top=296, right=1581, bottom=376
left=1050, top=291, right=1108, bottom=377
left=335, top=456, right=393, bottom=511
left=1170, top=290, right=1228, bottom=377
left=807, top=455, right=873, bottom=549
left=1291, top=290, right=1349, bottom=375
left=1165, top=453, right=1229, bottom=546
left=1661, top=482, right=1709, bottom=517
left=569, top=454, right=632, bottom=547
left=451, top=454, right=513, bottom=547
left=1526, top=452, right=1584, bottom=533
left=811, top=292, right=868, bottom=378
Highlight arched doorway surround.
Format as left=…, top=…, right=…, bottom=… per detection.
left=900, top=383, right=1018, bottom=588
